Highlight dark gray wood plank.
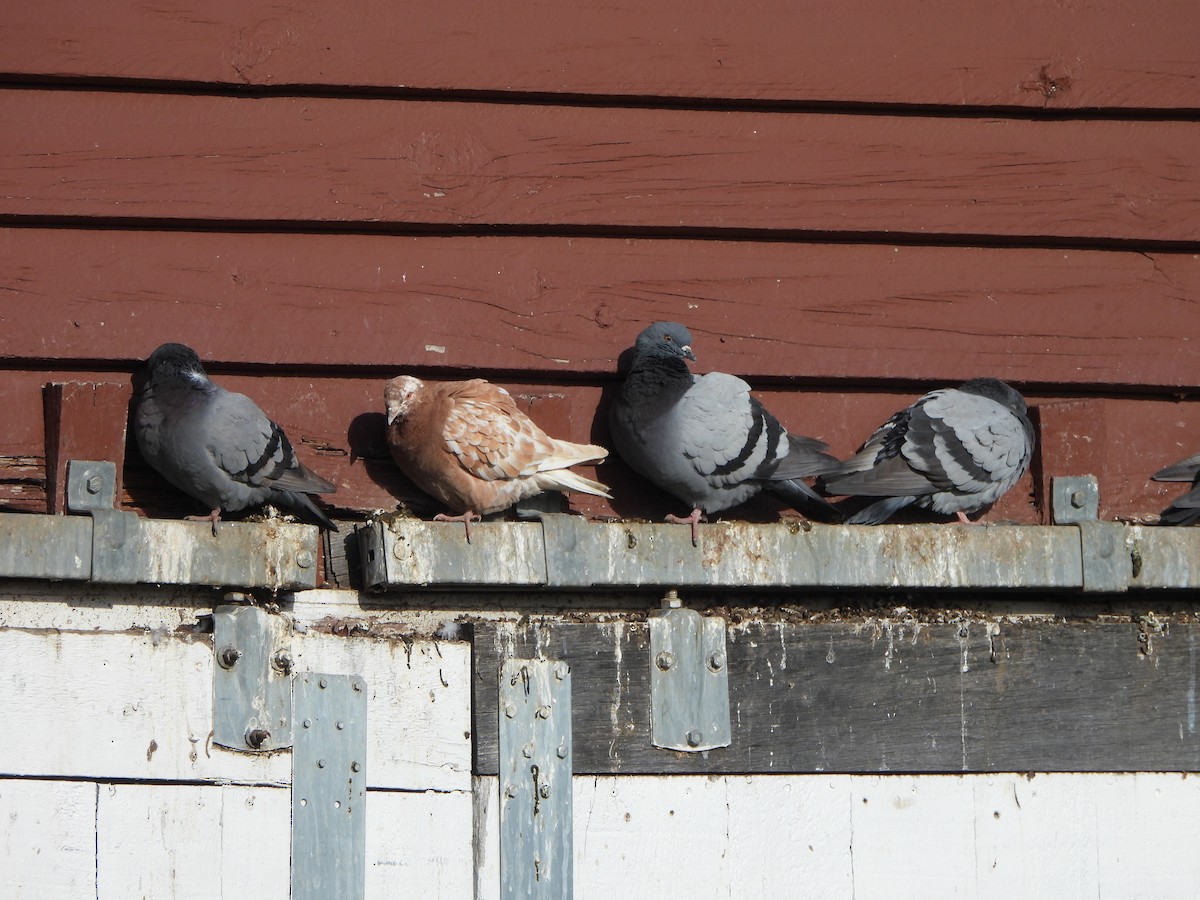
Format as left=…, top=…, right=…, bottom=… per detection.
left=473, top=619, right=1200, bottom=774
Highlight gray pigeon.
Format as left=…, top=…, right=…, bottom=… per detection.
left=1151, top=452, right=1200, bottom=525
left=609, top=322, right=844, bottom=543
left=135, top=343, right=338, bottom=532
left=822, top=378, right=1034, bottom=525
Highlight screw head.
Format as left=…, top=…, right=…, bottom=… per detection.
left=317, top=758, right=326, bottom=768
left=271, top=650, right=293, bottom=674
left=535, top=705, right=551, bottom=719
left=218, top=647, right=241, bottom=669
left=522, top=742, right=534, bottom=758
left=707, top=652, right=725, bottom=672
left=1070, top=490, right=1086, bottom=509
left=686, top=729, right=703, bottom=747
left=554, top=661, right=570, bottom=680
left=655, top=651, right=675, bottom=671
left=556, top=744, right=568, bottom=759
left=302, top=719, right=312, bottom=729
left=336, top=721, right=345, bottom=731
left=505, top=784, right=518, bottom=799
left=503, top=703, right=517, bottom=719
left=245, top=728, right=270, bottom=750
left=351, top=761, right=361, bottom=773
left=318, top=677, right=328, bottom=689
left=296, top=550, right=314, bottom=569
left=352, top=680, right=364, bottom=692
left=85, top=474, right=103, bottom=495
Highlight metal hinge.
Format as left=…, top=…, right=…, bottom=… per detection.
left=1052, top=475, right=1132, bottom=593
left=212, top=604, right=294, bottom=752
left=499, top=657, right=573, bottom=900
left=649, top=591, right=731, bottom=752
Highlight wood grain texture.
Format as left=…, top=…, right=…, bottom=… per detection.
left=473, top=620, right=1200, bottom=775
left=42, top=381, right=129, bottom=514
left=3, top=229, right=1198, bottom=389
left=3, top=1, right=1199, bottom=110
left=0, top=779, right=97, bottom=900
left=4, top=90, right=1200, bottom=242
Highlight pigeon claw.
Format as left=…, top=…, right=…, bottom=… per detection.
left=186, top=509, right=223, bottom=536
left=665, top=508, right=706, bottom=547
left=435, top=511, right=482, bottom=544
left=955, top=511, right=976, bottom=525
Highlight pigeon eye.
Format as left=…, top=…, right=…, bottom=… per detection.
left=663, top=334, right=673, bottom=343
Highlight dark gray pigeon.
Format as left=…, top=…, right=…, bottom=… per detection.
left=609, top=322, right=844, bottom=543
left=1152, top=451, right=1200, bottom=525
left=822, top=378, right=1034, bottom=525
left=135, top=343, right=338, bottom=532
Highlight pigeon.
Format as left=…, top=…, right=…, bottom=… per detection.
left=384, top=375, right=611, bottom=541
left=821, top=378, right=1034, bottom=525
left=608, top=322, right=844, bottom=544
left=134, top=343, right=338, bottom=533
left=1151, top=451, right=1200, bottom=525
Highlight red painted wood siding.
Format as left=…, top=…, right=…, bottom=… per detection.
left=1, top=1, right=1197, bottom=554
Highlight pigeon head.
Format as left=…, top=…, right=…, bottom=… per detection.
left=633, top=322, right=697, bottom=363
left=957, top=377, right=1027, bottom=414
left=145, top=343, right=209, bottom=386
left=385, top=375, right=425, bottom=426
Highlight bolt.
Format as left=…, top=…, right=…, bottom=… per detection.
left=85, top=474, right=103, bottom=495
left=686, top=730, right=703, bottom=747
left=661, top=589, right=682, bottom=609
left=522, top=742, right=534, bottom=758
left=535, top=705, right=551, bottom=719
left=318, top=677, right=328, bottom=689
left=1070, top=490, right=1086, bottom=509
left=351, top=761, right=361, bottom=773
left=271, top=650, right=293, bottom=674
left=655, top=651, right=675, bottom=671
left=505, top=784, right=518, bottom=799
left=336, top=721, right=345, bottom=731
left=352, top=680, right=364, bottom=692
left=556, top=745, right=568, bottom=760
left=539, top=784, right=551, bottom=799
left=296, top=550, right=314, bottom=569
left=707, top=652, right=725, bottom=672
left=245, top=729, right=270, bottom=750
left=554, top=661, right=570, bottom=680
left=503, top=703, right=517, bottom=719
left=392, top=541, right=408, bottom=560
left=317, top=758, right=326, bottom=769
left=302, top=719, right=312, bottom=729
left=218, top=647, right=241, bottom=669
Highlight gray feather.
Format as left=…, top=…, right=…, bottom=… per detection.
left=609, top=322, right=842, bottom=520
left=135, top=343, right=338, bottom=531
left=823, top=378, right=1034, bottom=523
left=1153, top=451, right=1200, bottom=525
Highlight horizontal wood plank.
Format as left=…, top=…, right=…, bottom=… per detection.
left=2, top=229, right=1198, bottom=389
left=0, top=779, right=97, bottom=899
left=3, top=2, right=1199, bottom=110
left=473, top=620, right=1200, bottom=774
left=3, top=90, right=1199, bottom=242
left=0, top=629, right=471, bottom=791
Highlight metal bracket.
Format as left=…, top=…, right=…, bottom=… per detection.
left=212, top=604, right=294, bottom=752
left=66, top=459, right=144, bottom=583
left=499, top=658, right=573, bottom=900
left=1051, top=475, right=1130, bottom=592
left=292, top=673, right=368, bottom=900
left=537, top=513, right=590, bottom=588
left=649, top=592, right=731, bottom=752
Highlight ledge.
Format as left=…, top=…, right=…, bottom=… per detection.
left=358, top=517, right=1199, bottom=593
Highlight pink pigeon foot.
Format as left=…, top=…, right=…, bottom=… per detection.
left=436, top=511, right=482, bottom=543
left=955, top=511, right=976, bottom=525
left=186, top=508, right=222, bottom=536
left=666, top=507, right=706, bottom=546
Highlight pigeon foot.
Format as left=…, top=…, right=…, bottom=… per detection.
left=666, top=508, right=706, bottom=546
left=185, top=509, right=223, bottom=536
left=435, top=511, right=482, bottom=543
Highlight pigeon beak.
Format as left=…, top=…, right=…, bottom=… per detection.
left=682, top=345, right=696, bottom=361
left=385, top=409, right=397, bottom=426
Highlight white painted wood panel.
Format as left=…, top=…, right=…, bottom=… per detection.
left=0, top=628, right=470, bottom=791
left=0, top=779, right=97, bottom=900
left=475, top=774, right=1200, bottom=899
left=93, top=783, right=472, bottom=900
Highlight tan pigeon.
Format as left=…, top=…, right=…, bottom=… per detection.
left=384, top=376, right=610, bottom=541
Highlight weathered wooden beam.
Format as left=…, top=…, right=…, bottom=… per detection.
left=4, top=90, right=1200, bottom=242
left=42, top=382, right=130, bottom=515
left=3, top=0, right=1197, bottom=110
left=473, top=619, right=1200, bottom=775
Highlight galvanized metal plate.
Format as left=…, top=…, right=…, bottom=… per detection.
left=138, top=519, right=318, bottom=590
left=0, top=514, right=91, bottom=581
left=65, top=459, right=117, bottom=512
left=1128, top=526, right=1200, bottom=588
left=1052, top=475, right=1101, bottom=524
left=499, top=658, right=572, bottom=900
left=212, top=605, right=293, bottom=753
left=360, top=518, right=546, bottom=589
left=1078, top=520, right=1133, bottom=593
left=293, top=673, right=368, bottom=900
left=649, top=605, right=731, bottom=752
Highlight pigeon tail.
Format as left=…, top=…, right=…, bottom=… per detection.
left=767, top=478, right=843, bottom=522
left=271, top=490, right=339, bottom=532
left=844, top=495, right=919, bottom=526
left=534, top=469, right=612, bottom=499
